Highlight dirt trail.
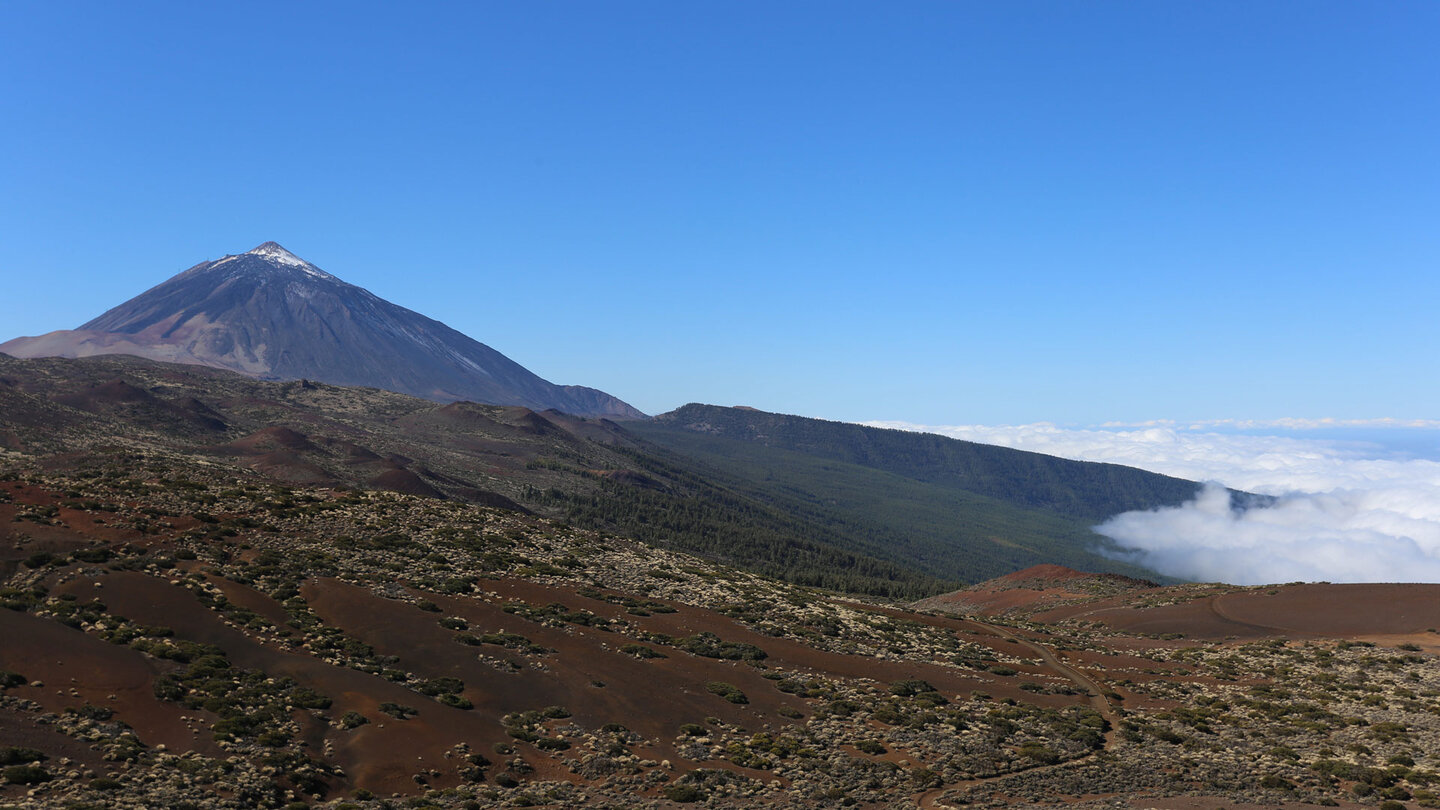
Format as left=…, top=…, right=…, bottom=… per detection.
left=914, top=620, right=1121, bottom=810
left=1207, top=593, right=1289, bottom=635
left=984, top=623, right=1120, bottom=732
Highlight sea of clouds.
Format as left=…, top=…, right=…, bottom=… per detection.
left=864, top=418, right=1440, bottom=585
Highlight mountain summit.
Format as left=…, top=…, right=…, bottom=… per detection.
left=0, top=242, right=643, bottom=418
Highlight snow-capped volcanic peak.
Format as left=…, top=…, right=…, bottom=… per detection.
left=245, top=241, right=330, bottom=277
left=0, top=240, right=644, bottom=418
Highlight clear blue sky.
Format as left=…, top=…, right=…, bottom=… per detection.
left=2, top=2, right=1436, bottom=423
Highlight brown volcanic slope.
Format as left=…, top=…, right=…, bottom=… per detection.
left=0, top=241, right=642, bottom=419
left=4, top=366, right=1440, bottom=809
left=0, top=354, right=965, bottom=598
left=4, top=461, right=1440, bottom=809
left=0, top=353, right=642, bottom=511
left=920, top=565, right=1440, bottom=649
left=912, top=564, right=1160, bottom=618
left=0, top=473, right=1117, bottom=808
left=1036, top=581, right=1440, bottom=645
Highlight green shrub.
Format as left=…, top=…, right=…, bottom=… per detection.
left=68, top=703, right=114, bottom=721
left=0, top=747, right=45, bottom=766
left=910, top=765, right=942, bottom=788
left=1259, top=774, right=1294, bottom=790
left=890, top=679, right=936, bottom=697
left=2, top=765, right=51, bottom=785
left=1017, top=742, right=1060, bottom=765
left=705, top=681, right=748, bottom=704
left=1153, top=728, right=1186, bottom=744
left=23, top=552, right=54, bottom=569
left=438, top=693, right=473, bottom=709
left=679, top=632, right=766, bottom=661
left=620, top=644, right=665, bottom=659
left=379, top=702, right=417, bottom=719
left=415, top=676, right=465, bottom=696
left=72, top=547, right=113, bottom=563
left=663, top=783, right=703, bottom=802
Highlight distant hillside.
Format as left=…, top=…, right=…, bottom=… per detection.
left=0, top=355, right=948, bottom=597
left=649, top=403, right=1200, bottom=523
left=0, top=357, right=1201, bottom=595
left=618, top=404, right=1202, bottom=586
left=0, top=242, right=642, bottom=418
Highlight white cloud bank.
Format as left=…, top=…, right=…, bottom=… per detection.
left=864, top=420, right=1440, bottom=585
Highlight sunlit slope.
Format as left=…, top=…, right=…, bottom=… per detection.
left=648, top=404, right=1200, bottom=522
left=624, top=416, right=1181, bottom=585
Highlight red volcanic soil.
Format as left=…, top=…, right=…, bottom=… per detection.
left=367, top=468, right=445, bottom=498
left=399, top=404, right=564, bottom=440
left=222, top=426, right=319, bottom=454
left=1130, top=798, right=1375, bottom=810
left=486, top=407, right=565, bottom=436
left=1040, top=583, right=1440, bottom=645
left=297, top=575, right=1092, bottom=785
left=0, top=609, right=225, bottom=757
left=914, top=564, right=1157, bottom=618
left=247, top=451, right=336, bottom=485
left=49, top=570, right=502, bottom=795
left=47, top=379, right=229, bottom=435
left=494, top=579, right=1057, bottom=701
left=397, top=402, right=505, bottom=432
left=53, top=379, right=156, bottom=410
left=0, top=483, right=150, bottom=577
left=330, top=439, right=384, bottom=462
left=210, top=427, right=336, bottom=483
left=997, top=564, right=1113, bottom=583
left=302, top=578, right=793, bottom=763
left=0, top=701, right=113, bottom=775
left=204, top=573, right=292, bottom=627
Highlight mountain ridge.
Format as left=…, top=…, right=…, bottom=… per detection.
left=649, top=402, right=1202, bottom=523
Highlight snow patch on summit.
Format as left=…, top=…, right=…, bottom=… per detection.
left=246, top=242, right=332, bottom=279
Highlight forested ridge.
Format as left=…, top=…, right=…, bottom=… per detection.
left=611, top=421, right=1174, bottom=590
left=645, top=404, right=1200, bottom=522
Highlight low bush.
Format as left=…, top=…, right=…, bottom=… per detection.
left=2, top=765, right=51, bottom=785
left=705, top=681, right=748, bottom=704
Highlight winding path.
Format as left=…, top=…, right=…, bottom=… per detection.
left=984, top=623, right=1121, bottom=732
left=913, top=620, right=1121, bottom=810
left=1206, top=592, right=1292, bottom=636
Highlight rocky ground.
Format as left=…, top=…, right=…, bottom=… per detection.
left=2, top=449, right=1439, bottom=809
